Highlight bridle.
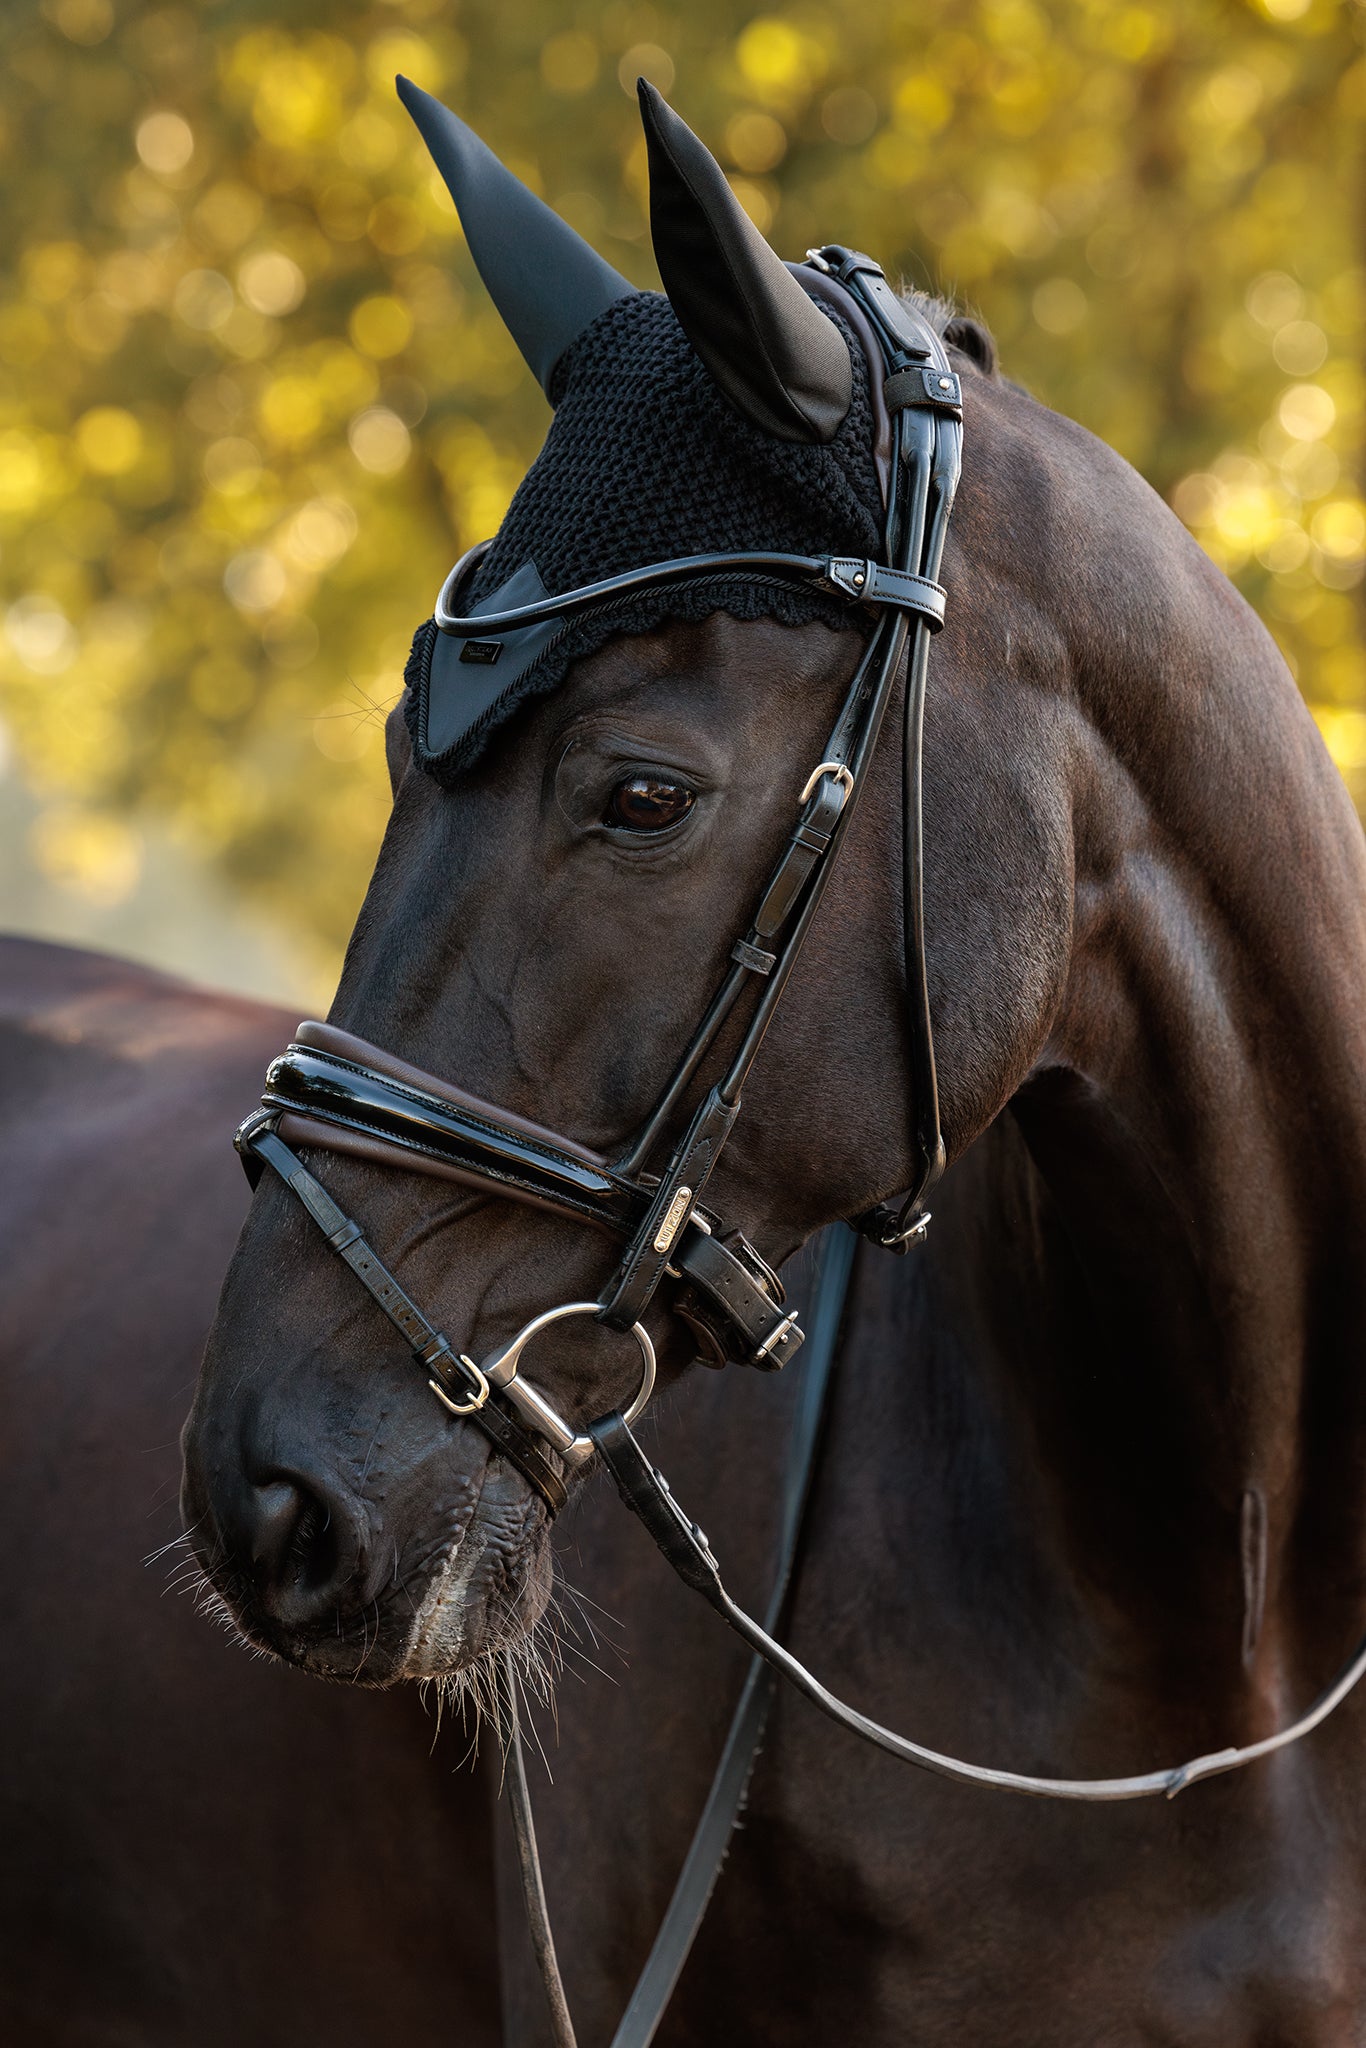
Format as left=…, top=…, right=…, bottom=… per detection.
left=237, top=245, right=957, bottom=1512
left=231, top=246, right=1366, bottom=2042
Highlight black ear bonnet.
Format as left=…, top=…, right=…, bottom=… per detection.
left=397, top=80, right=884, bottom=786
left=404, top=293, right=882, bottom=781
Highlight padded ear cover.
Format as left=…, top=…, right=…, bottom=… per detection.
left=638, top=81, right=852, bottom=444
left=397, top=75, right=635, bottom=394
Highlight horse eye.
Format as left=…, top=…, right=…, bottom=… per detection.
left=603, top=775, right=696, bottom=833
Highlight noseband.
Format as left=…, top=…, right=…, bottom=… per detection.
left=233, top=247, right=1366, bottom=2036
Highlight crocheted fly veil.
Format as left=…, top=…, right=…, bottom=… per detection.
left=398, top=78, right=884, bottom=784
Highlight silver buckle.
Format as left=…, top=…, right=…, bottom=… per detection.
left=755, top=1312, right=800, bottom=1362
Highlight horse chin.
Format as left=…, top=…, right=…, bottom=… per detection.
left=394, top=1467, right=555, bottom=1683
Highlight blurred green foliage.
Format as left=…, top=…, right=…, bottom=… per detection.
left=0, top=0, right=1362, bottom=978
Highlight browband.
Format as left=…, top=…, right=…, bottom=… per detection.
left=434, top=545, right=947, bottom=639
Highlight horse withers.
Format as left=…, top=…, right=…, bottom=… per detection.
left=182, top=82, right=1366, bottom=2045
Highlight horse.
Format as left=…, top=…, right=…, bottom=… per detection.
left=181, top=78, right=1366, bottom=2045
left=0, top=935, right=500, bottom=2043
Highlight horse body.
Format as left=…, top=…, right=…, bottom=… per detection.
left=167, top=81, right=1366, bottom=2044
left=0, top=937, right=500, bottom=2044
left=183, top=370, right=1366, bottom=2042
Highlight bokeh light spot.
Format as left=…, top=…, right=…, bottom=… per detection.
left=349, top=295, right=413, bottom=358
left=348, top=406, right=411, bottom=475
left=5, top=595, right=78, bottom=675
left=30, top=809, right=142, bottom=906
left=258, top=375, right=324, bottom=447
left=202, top=437, right=264, bottom=493
left=238, top=251, right=305, bottom=316
left=726, top=110, right=788, bottom=173
left=174, top=269, right=236, bottom=331
left=821, top=87, right=878, bottom=145
left=75, top=406, right=143, bottom=475
left=1245, top=271, right=1304, bottom=329
left=1312, top=500, right=1366, bottom=561
left=40, top=0, right=114, bottom=45
left=618, top=43, right=675, bottom=97
left=1032, top=278, right=1088, bottom=335
left=1271, top=320, right=1327, bottom=375
left=224, top=550, right=288, bottom=613
left=281, top=496, right=358, bottom=570
left=1279, top=384, right=1336, bottom=441
left=136, top=111, right=195, bottom=175
left=735, top=18, right=824, bottom=101
left=314, top=701, right=378, bottom=762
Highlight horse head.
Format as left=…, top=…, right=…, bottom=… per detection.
left=181, top=81, right=1335, bottom=1710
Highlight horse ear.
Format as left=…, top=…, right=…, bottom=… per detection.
left=397, top=76, right=636, bottom=395
left=944, top=315, right=998, bottom=378
left=637, top=81, right=852, bottom=444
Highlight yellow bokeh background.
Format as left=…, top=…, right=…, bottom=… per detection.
left=0, top=0, right=1362, bottom=1000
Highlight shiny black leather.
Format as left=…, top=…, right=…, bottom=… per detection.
left=261, top=1041, right=638, bottom=1231
left=243, top=1035, right=803, bottom=1380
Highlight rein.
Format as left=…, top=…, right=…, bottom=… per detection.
left=232, top=248, right=1366, bottom=2041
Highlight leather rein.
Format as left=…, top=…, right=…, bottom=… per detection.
left=233, top=248, right=1366, bottom=2043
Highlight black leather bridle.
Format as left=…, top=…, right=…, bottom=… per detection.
left=232, top=247, right=1366, bottom=2046
left=237, top=246, right=959, bottom=1514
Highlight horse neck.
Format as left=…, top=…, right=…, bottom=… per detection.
left=976, top=578, right=1366, bottom=1682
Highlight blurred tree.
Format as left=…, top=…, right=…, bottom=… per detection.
left=0, top=0, right=1362, bottom=977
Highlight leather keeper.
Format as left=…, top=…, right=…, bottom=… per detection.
left=673, top=1227, right=804, bottom=1370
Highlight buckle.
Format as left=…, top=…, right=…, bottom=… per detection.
left=855, top=1202, right=933, bottom=1254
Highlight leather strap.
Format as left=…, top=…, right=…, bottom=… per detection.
left=587, top=1335, right=1366, bottom=1805
left=503, top=1226, right=856, bottom=2048
left=597, top=1088, right=738, bottom=1333
left=242, top=1042, right=806, bottom=1373
left=884, top=364, right=963, bottom=415
left=671, top=1228, right=801, bottom=1370
left=243, top=1121, right=568, bottom=1514
left=501, top=1650, right=579, bottom=2048
left=261, top=1040, right=639, bottom=1233
left=824, top=558, right=947, bottom=624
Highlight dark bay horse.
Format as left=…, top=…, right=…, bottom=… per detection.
left=0, top=936, right=499, bottom=2043
left=182, top=82, right=1366, bottom=2045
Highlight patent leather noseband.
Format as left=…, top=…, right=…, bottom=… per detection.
left=236, top=1017, right=808, bottom=1512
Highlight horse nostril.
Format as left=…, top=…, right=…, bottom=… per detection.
left=241, top=1475, right=359, bottom=1628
